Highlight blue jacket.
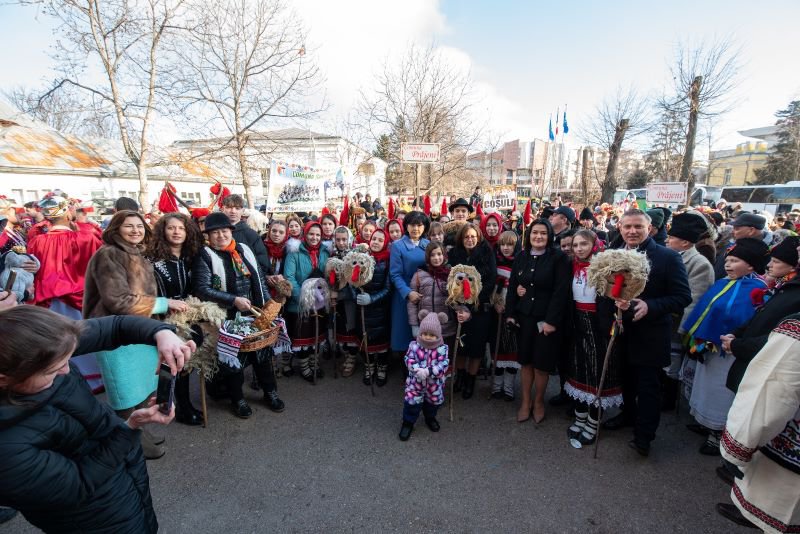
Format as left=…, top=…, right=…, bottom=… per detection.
left=283, top=244, right=330, bottom=313
left=389, top=236, right=430, bottom=350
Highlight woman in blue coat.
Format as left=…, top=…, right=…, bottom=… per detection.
left=390, top=211, right=430, bottom=353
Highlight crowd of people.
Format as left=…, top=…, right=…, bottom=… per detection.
left=0, top=188, right=798, bottom=533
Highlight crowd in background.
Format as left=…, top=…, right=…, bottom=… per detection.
left=0, top=186, right=798, bottom=533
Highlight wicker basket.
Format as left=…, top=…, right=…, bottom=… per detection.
left=239, top=322, right=280, bottom=352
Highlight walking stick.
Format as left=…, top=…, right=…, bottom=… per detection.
left=360, top=303, right=375, bottom=397
left=313, top=312, right=320, bottom=386
left=487, top=312, right=503, bottom=400
left=593, top=309, right=623, bottom=459
left=332, top=303, right=338, bottom=379
left=449, top=322, right=462, bottom=422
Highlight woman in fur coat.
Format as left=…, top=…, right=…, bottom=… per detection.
left=83, top=210, right=188, bottom=459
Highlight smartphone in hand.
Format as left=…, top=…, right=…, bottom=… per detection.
left=155, top=364, right=176, bottom=415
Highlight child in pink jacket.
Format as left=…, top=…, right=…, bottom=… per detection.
left=399, top=311, right=449, bottom=441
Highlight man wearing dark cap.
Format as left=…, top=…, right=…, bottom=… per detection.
left=713, top=213, right=767, bottom=280
left=579, top=207, right=608, bottom=241
left=664, top=211, right=716, bottom=409
left=448, top=197, right=473, bottom=223
left=548, top=205, right=575, bottom=248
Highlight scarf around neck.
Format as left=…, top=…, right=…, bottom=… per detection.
left=369, top=229, right=390, bottom=263
left=223, top=238, right=250, bottom=277
left=265, top=235, right=287, bottom=261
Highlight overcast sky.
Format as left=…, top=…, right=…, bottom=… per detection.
left=2, top=0, right=799, bottom=155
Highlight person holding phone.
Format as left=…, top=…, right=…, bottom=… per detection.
left=505, top=219, right=571, bottom=424
left=0, top=306, right=194, bottom=534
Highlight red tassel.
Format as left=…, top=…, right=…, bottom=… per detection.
left=475, top=202, right=484, bottom=220
left=441, top=198, right=447, bottom=214
left=523, top=200, right=533, bottom=225
left=388, top=197, right=395, bottom=220
left=351, top=264, right=361, bottom=283
left=462, top=279, right=471, bottom=300
left=321, top=206, right=330, bottom=216
left=328, top=270, right=337, bottom=287
left=423, top=195, right=432, bottom=216
left=216, top=186, right=231, bottom=209
left=158, top=186, right=179, bottom=213
left=339, top=196, right=350, bottom=226
left=611, top=273, right=625, bottom=299
left=210, top=182, right=222, bottom=195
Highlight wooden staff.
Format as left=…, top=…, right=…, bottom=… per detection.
left=487, top=312, right=503, bottom=400
left=360, top=302, right=375, bottom=397
left=313, top=312, right=320, bottom=386
left=449, top=322, right=462, bottom=422
left=331, top=293, right=338, bottom=379
left=3, top=271, right=16, bottom=293
left=593, top=308, right=623, bottom=459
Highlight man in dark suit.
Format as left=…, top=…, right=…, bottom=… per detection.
left=603, top=209, right=692, bottom=457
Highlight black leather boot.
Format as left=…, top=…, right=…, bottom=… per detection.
left=453, top=369, right=466, bottom=393
left=175, top=373, right=203, bottom=426
left=462, top=374, right=476, bottom=399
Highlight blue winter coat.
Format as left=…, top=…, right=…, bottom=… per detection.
left=283, top=244, right=330, bottom=314
left=390, top=235, right=430, bottom=350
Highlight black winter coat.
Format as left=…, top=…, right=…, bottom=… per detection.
left=192, top=245, right=268, bottom=319
left=727, top=277, right=800, bottom=392
left=505, top=248, right=571, bottom=327
left=0, top=315, right=175, bottom=534
left=448, top=240, right=496, bottom=312
left=600, top=237, right=692, bottom=367
left=345, top=258, right=391, bottom=342
left=233, top=221, right=272, bottom=277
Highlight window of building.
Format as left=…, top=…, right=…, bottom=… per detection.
left=11, top=189, right=23, bottom=204
left=179, top=191, right=202, bottom=204
left=723, top=168, right=732, bottom=185
left=118, top=190, right=138, bottom=199
left=25, top=190, right=38, bottom=202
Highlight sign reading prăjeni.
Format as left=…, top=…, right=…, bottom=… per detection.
left=401, top=143, right=441, bottom=164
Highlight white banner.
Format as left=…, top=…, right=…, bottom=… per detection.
left=265, top=160, right=346, bottom=212
left=647, top=182, right=688, bottom=204
left=483, top=188, right=517, bottom=211
left=401, top=143, right=441, bottom=163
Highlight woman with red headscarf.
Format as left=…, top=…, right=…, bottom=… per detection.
left=348, top=229, right=392, bottom=385
left=480, top=212, right=503, bottom=250
left=385, top=219, right=404, bottom=244
left=283, top=221, right=330, bottom=381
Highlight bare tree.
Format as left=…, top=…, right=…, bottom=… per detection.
left=27, top=0, right=187, bottom=209
left=358, top=43, right=482, bottom=201
left=662, top=37, right=741, bottom=185
left=3, top=84, right=117, bottom=138
left=169, top=0, right=323, bottom=208
left=582, top=86, right=650, bottom=202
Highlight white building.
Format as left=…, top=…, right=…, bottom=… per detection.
left=0, top=100, right=385, bottom=210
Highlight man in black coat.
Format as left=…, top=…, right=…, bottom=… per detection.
left=220, top=194, right=272, bottom=276
left=602, top=209, right=692, bottom=457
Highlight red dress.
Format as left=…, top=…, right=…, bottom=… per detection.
left=28, top=227, right=102, bottom=310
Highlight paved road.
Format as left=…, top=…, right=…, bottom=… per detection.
left=5, top=363, right=750, bottom=533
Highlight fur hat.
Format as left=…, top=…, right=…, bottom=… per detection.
left=726, top=238, right=770, bottom=274
left=579, top=207, right=596, bottom=223
left=770, top=235, right=799, bottom=267
left=668, top=212, right=707, bottom=243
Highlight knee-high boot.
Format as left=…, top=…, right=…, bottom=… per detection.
left=175, top=372, right=203, bottom=426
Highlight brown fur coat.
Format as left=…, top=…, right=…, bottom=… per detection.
left=83, top=237, right=160, bottom=319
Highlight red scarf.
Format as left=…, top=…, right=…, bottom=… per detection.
left=264, top=233, right=287, bottom=261
left=386, top=219, right=403, bottom=242
left=480, top=213, right=503, bottom=249
left=355, top=222, right=377, bottom=245
left=303, top=221, right=322, bottom=269
left=369, top=229, right=391, bottom=263
left=428, top=264, right=450, bottom=282
left=572, top=240, right=604, bottom=276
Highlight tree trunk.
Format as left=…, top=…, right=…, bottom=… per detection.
left=137, top=166, right=149, bottom=211
left=680, top=75, right=703, bottom=187
left=601, top=119, right=630, bottom=203
left=581, top=147, right=590, bottom=204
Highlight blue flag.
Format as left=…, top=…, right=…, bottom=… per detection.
left=548, top=116, right=554, bottom=141
left=563, top=110, right=569, bottom=135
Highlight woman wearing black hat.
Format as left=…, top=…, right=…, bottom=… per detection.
left=192, top=212, right=284, bottom=419
left=680, top=237, right=769, bottom=454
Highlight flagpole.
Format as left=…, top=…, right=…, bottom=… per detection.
left=559, top=104, right=567, bottom=194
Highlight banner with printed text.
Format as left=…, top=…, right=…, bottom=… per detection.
left=266, top=160, right=347, bottom=213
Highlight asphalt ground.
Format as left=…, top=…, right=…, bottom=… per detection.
left=5, top=359, right=751, bottom=534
